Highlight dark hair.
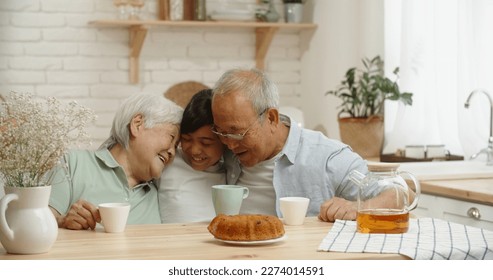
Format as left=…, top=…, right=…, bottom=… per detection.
left=180, top=89, right=213, bottom=134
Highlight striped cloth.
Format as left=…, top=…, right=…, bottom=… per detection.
left=318, top=218, right=493, bottom=260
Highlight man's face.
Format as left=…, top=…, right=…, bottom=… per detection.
left=211, top=92, right=270, bottom=167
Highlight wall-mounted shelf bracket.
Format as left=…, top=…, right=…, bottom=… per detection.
left=129, top=26, right=148, bottom=84
left=255, top=27, right=279, bottom=70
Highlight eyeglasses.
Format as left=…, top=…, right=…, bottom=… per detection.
left=211, top=109, right=267, bottom=141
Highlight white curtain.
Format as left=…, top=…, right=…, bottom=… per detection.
left=383, top=0, right=493, bottom=160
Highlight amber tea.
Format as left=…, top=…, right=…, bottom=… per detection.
left=357, top=210, right=409, bottom=234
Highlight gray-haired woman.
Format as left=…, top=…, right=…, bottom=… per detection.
left=49, top=93, right=183, bottom=230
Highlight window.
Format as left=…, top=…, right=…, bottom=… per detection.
left=383, top=0, right=493, bottom=160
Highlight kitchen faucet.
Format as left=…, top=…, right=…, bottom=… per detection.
left=464, top=89, right=493, bottom=165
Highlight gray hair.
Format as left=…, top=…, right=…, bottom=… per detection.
left=99, top=93, right=183, bottom=150
left=212, top=68, right=279, bottom=115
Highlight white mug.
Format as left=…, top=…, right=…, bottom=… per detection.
left=98, top=202, right=130, bottom=233
left=405, top=145, right=425, bottom=159
left=211, top=185, right=249, bottom=215
left=426, top=144, right=448, bottom=158
left=279, top=197, right=310, bottom=226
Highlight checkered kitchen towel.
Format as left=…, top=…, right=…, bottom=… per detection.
left=318, top=218, right=493, bottom=260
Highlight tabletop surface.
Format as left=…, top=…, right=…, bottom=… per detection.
left=0, top=217, right=407, bottom=260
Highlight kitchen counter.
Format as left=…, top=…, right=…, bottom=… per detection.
left=399, top=160, right=493, bottom=180
left=419, top=178, right=493, bottom=205
left=398, top=161, right=493, bottom=205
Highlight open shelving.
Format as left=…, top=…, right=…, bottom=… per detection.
left=88, top=19, right=317, bottom=83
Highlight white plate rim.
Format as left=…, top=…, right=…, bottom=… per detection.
left=214, top=234, right=287, bottom=245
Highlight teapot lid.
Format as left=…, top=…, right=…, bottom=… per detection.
left=366, top=161, right=400, bottom=172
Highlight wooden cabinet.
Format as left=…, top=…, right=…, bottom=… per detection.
left=412, top=193, right=493, bottom=230
left=88, top=20, right=317, bottom=83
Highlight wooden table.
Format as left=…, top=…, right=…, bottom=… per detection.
left=0, top=217, right=407, bottom=260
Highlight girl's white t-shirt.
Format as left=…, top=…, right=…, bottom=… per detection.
left=158, top=149, right=226, bottom=223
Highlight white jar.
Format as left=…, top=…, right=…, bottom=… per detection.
left=170, top=0, right=184, bottom=21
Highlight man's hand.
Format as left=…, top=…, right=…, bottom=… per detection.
left=318, top=197, right=357, bottom=222
left=50, top=200, right=101, bottom=230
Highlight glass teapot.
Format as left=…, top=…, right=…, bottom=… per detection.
left=349, top=162, right=420, bottom=234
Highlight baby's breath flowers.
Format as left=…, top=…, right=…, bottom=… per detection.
left=0, top=92, right=96, bottom=188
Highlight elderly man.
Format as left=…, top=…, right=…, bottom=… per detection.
left=210, top=68, right=376, bottom=222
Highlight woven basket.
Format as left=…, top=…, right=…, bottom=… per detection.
left=164, top=81, right=209, bottom=108
left=338, top=115, right=384, bottom=159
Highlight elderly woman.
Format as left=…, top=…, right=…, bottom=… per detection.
left=49, top=93, right=183, bottom=230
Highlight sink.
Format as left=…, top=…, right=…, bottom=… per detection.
left=398, top=161, right=493, bottom=180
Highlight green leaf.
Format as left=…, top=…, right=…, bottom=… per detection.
left=325, top=55, right=413, bottom=118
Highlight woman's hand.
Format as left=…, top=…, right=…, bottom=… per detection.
left=51, top=199, right=101, bottom=230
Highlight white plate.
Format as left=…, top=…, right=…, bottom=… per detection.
left=215, top=235, right=287, bottom=245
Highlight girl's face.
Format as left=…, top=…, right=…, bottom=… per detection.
left=180, top=125, right=224, bottom=171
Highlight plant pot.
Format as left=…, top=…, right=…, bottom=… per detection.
left=0, top=185, right=58, bottom=254
left=284, top=3, right=303, bottom=23
left=338, top=116, right=384, bottom=159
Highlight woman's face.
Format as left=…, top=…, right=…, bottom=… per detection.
left=129, top=122, right=180, bottom=182
left=180, top=125, right=224, bottom=171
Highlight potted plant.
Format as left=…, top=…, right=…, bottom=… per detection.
left=282, top=0, right=304, bottom=23
left=325, top=55, right=413, bottom=158
left=0, top=91, right=95, bottom=254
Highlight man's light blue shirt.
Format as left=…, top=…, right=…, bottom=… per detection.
left=225, top=115, right=370, bottom=218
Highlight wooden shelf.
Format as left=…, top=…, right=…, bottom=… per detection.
left=88, top=20, right=317, bottom=83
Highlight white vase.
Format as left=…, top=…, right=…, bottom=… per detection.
left=0, top=185, right=58, bottom=254
left=265, top=0, right=280, bottom=22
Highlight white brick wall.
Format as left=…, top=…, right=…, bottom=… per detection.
left=0, top=0, right=305, bottom=150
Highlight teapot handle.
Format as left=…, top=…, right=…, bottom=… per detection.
left=399, top=171, right=421, bottom=211
left=0, top=193, right=18, bottom=241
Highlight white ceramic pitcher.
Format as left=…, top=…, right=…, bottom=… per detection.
left=0, top=185, right=58, bottom=254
